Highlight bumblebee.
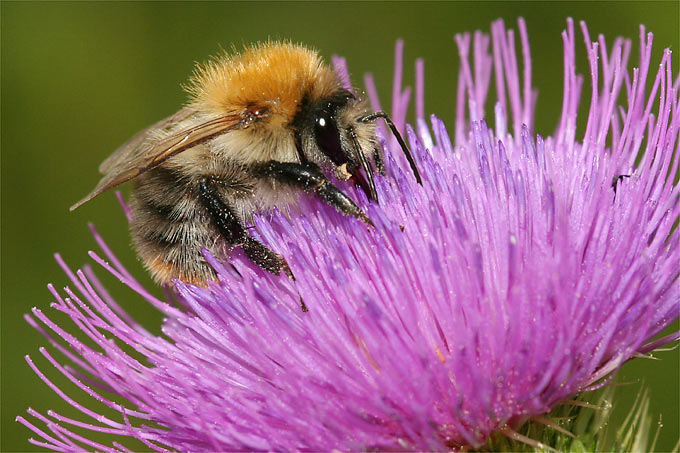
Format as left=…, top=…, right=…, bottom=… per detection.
left=72, top=42, right=420, bottom=285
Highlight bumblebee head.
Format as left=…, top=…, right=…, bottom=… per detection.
left=294, top=89, right=380, bottom=201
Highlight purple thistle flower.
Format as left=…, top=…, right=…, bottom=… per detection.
left=18, top=18, right=679, bottom=451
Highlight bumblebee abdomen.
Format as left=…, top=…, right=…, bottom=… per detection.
left=130, top=167, right=223, bottom=285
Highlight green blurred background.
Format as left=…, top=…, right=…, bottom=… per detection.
left=2, top=2, right=678, bottom=451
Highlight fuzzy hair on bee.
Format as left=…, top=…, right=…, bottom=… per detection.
left=71, top=41, right=421, bottom=286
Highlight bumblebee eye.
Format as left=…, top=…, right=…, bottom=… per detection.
left=314, top=105, right=346, bottom=166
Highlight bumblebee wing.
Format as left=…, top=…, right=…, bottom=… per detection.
left=98, top=107, right=196, bottom=175
left=71, top=112, right=251, bottom=211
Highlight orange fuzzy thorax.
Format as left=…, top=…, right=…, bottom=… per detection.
left=187, top=42, right=339, bottom=122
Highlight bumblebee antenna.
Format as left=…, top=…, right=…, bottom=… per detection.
left=360, top=111, right=422, bottom=184
left=349, top=127, right=379, bottom=202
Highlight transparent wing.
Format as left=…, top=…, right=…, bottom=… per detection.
left=98, top=107, right=196, bottom=175
left=71, top=110, right=255, bottom=211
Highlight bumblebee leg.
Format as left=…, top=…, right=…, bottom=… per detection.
left=373, top=146, right=386, bottom=175
left=612, top=174, right=631, bottom=194
left=198, top=178, right=293, bottom=279
left=254, top=161, right=373, bottom=226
